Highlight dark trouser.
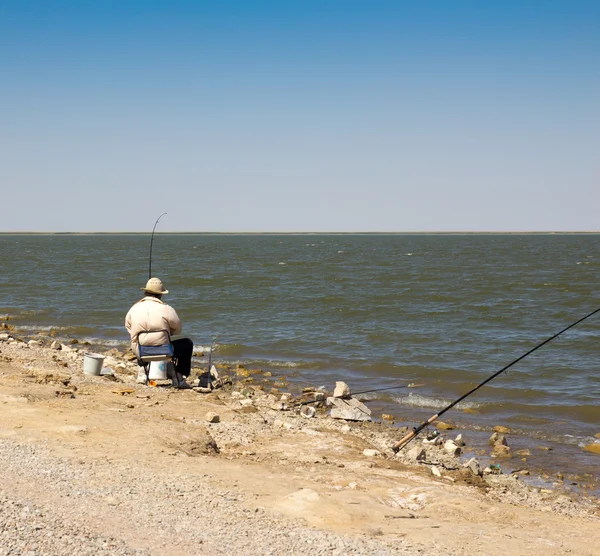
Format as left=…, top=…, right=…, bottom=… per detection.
left=172, top=338, right=193, bottom=377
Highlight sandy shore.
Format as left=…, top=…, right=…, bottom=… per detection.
left=0, top=329, right=599, bottom=555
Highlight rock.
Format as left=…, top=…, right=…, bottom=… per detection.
left=595, top=433, right=600, bottom=440
left=0, top=333, right=9, bottom=341
left=50, top=341, right=62, bottom=351
left=492, top=444, right=512, bottom=457
left=463, top=457, right=481, bottom=476
left=431, top=466, right=442, bottom=477
left=302, top=386, right=315, bottom=393
left=494, top=425, right=511, bottom=434
left=454, top=434, right=465, bottom=446
left=280, top=393, right=294, bottom=403
left=407, top=446, right=426, bottom=462
left=423, top=436, right=442, bottom=446
left=514, top=449, right=531, bottom=457
left=381, top=414, right=395, bottom=422
left=583, top=444, right=600, bottom=455
left=443, top=440, right=462, bottom=457
left=488, top=432, right=507, bottom=446
left=205, top=412, right=220, bottom=423
left=333, top=381, right=351, bottom=398
left=300, top=405, right=316, bottom=418
left=327, top=397, right=371, bottom=422
left=270, top=401, right=288, bottom=411
left=435, top=421, right=453, bottom=431
left=239, top=399, right=254, bottom=407
left=28, top=340, right=41, bottom=347
left=363, top=449, right=381, bottom=457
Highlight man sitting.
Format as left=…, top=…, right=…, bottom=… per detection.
left=125, top=277, right=193, bottom=388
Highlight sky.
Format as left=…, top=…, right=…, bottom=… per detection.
left=1, top=1, right=599, bottom=232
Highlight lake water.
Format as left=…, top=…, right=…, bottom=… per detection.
left=1, top=233, right=599, bottom=489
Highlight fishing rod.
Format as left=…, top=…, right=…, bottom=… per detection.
left=148, top=212, right=167, bottom=278
left=392, top=305, right=600, bottom=453
left=294, top=382, right=424, bottom=408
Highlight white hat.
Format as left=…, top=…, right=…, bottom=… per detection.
left=141, top=277, right=169, bottom=295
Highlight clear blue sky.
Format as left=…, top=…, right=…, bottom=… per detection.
left=1, top=1, right=598, bottom=232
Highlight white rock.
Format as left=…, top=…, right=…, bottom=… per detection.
left=431, top=466, right=442, bottom=477
left=239, top=399, right=254, bottom=407
left=362, top=449, right=381, bottom=457
left=333, top=381, right=351, bottom=398
left=444, top=440, right=462, bottom=457
left=423, top=436, right=442, bottom=446
left=270, top=401, right=288, bottom=411
left=0, top=333, right=10, bottom=341
left=407, top=446, right=427, bottom=462
left=328, top=397, right=371, bottom=422
left=28, top=340, right=41, bottom=347
left=463, top=457, right=481, bottom=476
left=454, top=434, right=466, bottom=446
left=50, top=341, right=62, bottom=350
left=205, top=412, right=220, bottom=423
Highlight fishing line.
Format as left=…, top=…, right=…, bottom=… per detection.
left=293, top=382, right=423, bottom=408
left=392, top=305, right=600, bottom=452
left=148, top=212, right=167, bottom=278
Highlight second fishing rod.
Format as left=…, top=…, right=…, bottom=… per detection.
left=392, top=305, right=600, bottom=452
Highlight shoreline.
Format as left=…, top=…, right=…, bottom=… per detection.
left=3, top=319, right=599, bottom=497
left=0, top=324, right=599, bottom=554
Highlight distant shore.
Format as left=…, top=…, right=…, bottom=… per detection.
left=2, top=231, right=600, bottom=235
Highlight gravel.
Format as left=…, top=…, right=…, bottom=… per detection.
left=0, top=439, right=422, bottom=556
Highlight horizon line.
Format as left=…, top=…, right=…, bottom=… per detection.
left=1, top=230, right=600, bottom=235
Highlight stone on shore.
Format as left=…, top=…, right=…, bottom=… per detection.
left=494, top=425, right=511, bottom=434
left=205, top=412, right=220, bottom=423
left=333, top=381, right=351, bottom=398
left=464, top=457, right=481, bottom=476
left=431, top=466, right=442, bottom=477
left=594, top=433, right=600, bottom=440
left=435, top=421, right=453, bottom=430
left=489, top=432, right=507, bottom=446
left=407, top=446, right=426, bottom=462
left=583, top=444, right=600, bottom=455
left=381, top=413, right=394, bottom=422
left=50, top=341, right=62, bottom=350
left=327, top=396, right=371, bottom=422
left=363, top=449, right=381, bottom=457
left=492, top=444, right=512, bottom=458
left=444, top=440, right=462, bottom=457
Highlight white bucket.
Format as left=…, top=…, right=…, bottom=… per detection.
left=148, top=360, right=168, bottom=380
left=83, top=353, right=105, bottom=376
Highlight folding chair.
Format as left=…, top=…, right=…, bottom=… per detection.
left=137, top=331, right=175, bottom=386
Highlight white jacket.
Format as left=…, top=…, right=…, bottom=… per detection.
left=125, top=296, right=182, bottom=357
